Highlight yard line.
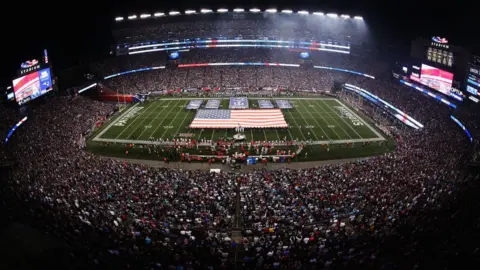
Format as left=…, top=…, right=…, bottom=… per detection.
left=316, top=100, right=353, bottom=139
left=285, top=109, right=307, bottom=141
left=114, top=102, right=156, bottom=139
left=275, top=129, right=281, bottom=141
left=196, top=129, right=204, bottom=140
left=136, top=100, right=176, bottom=139
left=295, top=101, right=320, bottom=141
left=159, top=100, right=186, bottom=139
left=300, top=100, right=330, bottom=140
left=286, top=128, right=295, bottom=141
left=94, top=103, right=139, bottom=141
left=211, top=129, right=216, bottom=141
left=302, top=100, right=332, bottom=140
left=311, top=100, right=346, bottom=140
left=130, top=100, right=173, bottom=139
left=173, top=107, right=193, bottom=136
left=322, top=100, right=364, bottom=139
left=145, top=100, right=178, bottom=139
left=334, top=100, right=385, bottom=140
left=263, top=129, right=268, bottom=141
left=250, top=129, right=254, bottom=141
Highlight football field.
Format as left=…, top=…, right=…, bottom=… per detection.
left=92, top=97, right=385, bottom=145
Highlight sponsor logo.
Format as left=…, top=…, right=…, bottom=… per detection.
left=114, top=107, right=144, bottom=126
left=335, top=106, right=364, bottom=126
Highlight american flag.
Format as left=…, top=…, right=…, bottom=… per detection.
left=189, top=109, right=288, bottom=128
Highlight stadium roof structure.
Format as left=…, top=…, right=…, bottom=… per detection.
left=114, top=7, right=363, bottom=22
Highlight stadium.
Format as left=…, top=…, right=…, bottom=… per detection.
left=0, top=5, right=480, bottom=270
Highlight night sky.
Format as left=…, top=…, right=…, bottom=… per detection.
left=0, top=0, right=476, bottom=84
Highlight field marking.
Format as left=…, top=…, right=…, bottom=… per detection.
left=284, top=109, right=307, bottom=141
left=159, top=97, right=339, bottom=101
left=334, top=99, right=385, bottom=140
left=293, top=104, right=320, bottom=141
left=322, top=100, right=364, bottom=139
left=211, top=129, right=215, bottom=141
left=173, top=104, right=193, bottom=136
left=275, top=129, right=281, bottom=141
left=93, top=103, right=139, bottom=141
left=197, top=129, right=204, bottom=140
left=114, top=102, right=157, bottom=140
left=302, top=100, right=332, bottom=140
left=316, top=100, right=353, bottom=139
left=263, top=129, right=268, bottom=141
left=135, top=100, right=175, bottom=140
left=295, top=101, right=323, bottom=141
left=159, top=100, right=185, bottom=139
left=92, top=137, right=385, bottom=146
left=144, top=100, right=177, bottom=139
left=309, top=100, right=343, bottom=140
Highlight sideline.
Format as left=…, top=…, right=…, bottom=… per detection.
left=111, top=156, right=375, bottom=171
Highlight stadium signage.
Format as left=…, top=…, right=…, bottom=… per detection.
left=335, top=106, right=363, bottom=126
left=432, top=36, right=448, bottom=44
left=20, top=64, right=41, bottom=75
left=114, top=107, right=143, bottom=127
left=431, top=41, right=449, bottom=49
left=20, top=59, right=38, bottom=69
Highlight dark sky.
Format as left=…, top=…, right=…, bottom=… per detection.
left=0, top=0, right=476, bottom=84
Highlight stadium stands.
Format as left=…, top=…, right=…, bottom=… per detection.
left=1, top=14, right=479, bottom=270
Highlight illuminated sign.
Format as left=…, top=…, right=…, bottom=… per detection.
left=451, top=87, right=465, bottom=97
left=431, top=42, right=449, bottom=49
left=467, top=85, right=478, bottom=96
left=20, top=59, right=39, bottom=69
left=469, top=96, right=479, bottom=103
left=20, top=64, right=41, bottom=75
left=432, top=36, right=448, bottom=44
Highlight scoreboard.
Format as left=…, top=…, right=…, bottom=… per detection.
left=426, top=46, right=453, bottom=67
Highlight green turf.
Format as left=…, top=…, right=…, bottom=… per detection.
left=87, top=97, right=394, bottom=162
left=94, top=97, right=383, bottom=142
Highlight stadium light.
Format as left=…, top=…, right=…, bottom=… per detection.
left=327, top=13, right=338, bottom=18
left=115, top=17, right=124, bottom=21
left=313, top=12, right=324, bottom=15
left=298, top=10, right=309, bottom=15
left=217, top=8, right=228, bottom=13
left=233, top=8, right=244, bottom=12
left=341, top=14, right=350, bottom=18
left=354, top=16, right=363, bottom=20
left=250, top=8, right=261, bottom=13
left=200, top=8, right=213, bottom=13
left=266, top=8, right=277, bottom=13
left=185, top=9, right=196, bottom=14
left=127, top=15, right=137, bottom=20
left=154, top=12, right=165, bottom=17
left=140, top=14, right=151, bottom=18
left=169, top=11, right=180, bottom=15
left=281, top=9, right=293, bottom=14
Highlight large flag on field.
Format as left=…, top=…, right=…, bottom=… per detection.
left=189, top=109, right=288, bottom=128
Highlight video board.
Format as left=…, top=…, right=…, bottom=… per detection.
left=427, top=47, right=453, bottom=67
left=12, top=67, right=53, bottom=105
left=410, top=64, right=454, bottom=96
left=466, top=66, right=480, bottom=97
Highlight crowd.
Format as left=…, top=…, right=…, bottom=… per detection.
left=95, top=49, right=388, bottom=95
left=113, top=18, right=366, bottom=45
left=1, top=51, right=479, bottom=269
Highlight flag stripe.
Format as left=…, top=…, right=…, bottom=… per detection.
left=190, top=109, right=288, bottom=128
